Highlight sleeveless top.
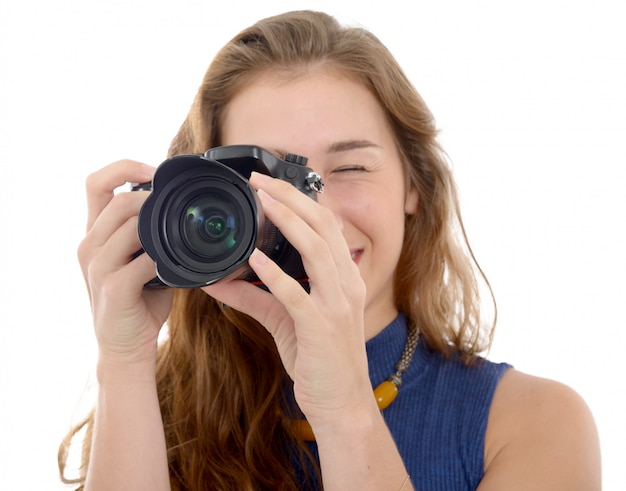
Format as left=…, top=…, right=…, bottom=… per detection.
left=300, top=314, right=511, bottom=490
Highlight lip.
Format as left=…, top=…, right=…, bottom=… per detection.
left=350, top=249, right=364, bottom=264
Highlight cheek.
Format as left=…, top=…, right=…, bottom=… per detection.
left=349, top=195, right=405, bottom=241
left=326, top=185, right=407, bottom=244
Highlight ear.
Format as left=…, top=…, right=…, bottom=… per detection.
left=404, top=185, right=419, bottom=215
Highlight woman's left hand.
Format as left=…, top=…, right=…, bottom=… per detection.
left=202, top=171, right=375, bottom=430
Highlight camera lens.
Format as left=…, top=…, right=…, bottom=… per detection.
left=156, top=176, right=258, bottom=277
left=182, top=192, right=240, bottom=259
left=204, top=215, right=227, bottom=240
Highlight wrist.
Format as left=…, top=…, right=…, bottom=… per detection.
left=309, top=396, right=381, bottom=444
left=312, top=403, right=411, bottom=490
left=96, top=352, right=158, bottom=386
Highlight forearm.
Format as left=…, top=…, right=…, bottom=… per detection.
left=84, top=360, right=170, bottom=491
left=314, top=405, right=413, bottom=491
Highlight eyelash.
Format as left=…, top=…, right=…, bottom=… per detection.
left=333, top=165, right=367, bottom=173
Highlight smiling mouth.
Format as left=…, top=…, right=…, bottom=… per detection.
left=350, top=249, right=363, bottom=264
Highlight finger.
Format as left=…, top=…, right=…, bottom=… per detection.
left=250, top=173, right=357, bottom=281
left=247, top=248, right=324, bottom=333
left=78, top=190, right=148, bottom=290
left=85, top=216, right=154, bottom=288
left=85, top=190, right=149, bottom=251
left=95, top=215, right=144, bottom=268
left=85, top=160, right=155, bottom=232
left=253, top=182, right=362, bottom=305
left=201, top=277, right=299, bottom=368
left=117, top=244, right=161, bottom=291
left=202, top=278, right=289, bottom=332
left=89, top=244, right=158, bottom=301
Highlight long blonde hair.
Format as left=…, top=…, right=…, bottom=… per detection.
left=59, top=10, right=495, bottom=489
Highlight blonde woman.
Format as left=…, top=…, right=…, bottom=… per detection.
left=60, top=10, right=601, bottom=490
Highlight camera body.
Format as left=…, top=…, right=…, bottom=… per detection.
left=132, top=145, right=323, bottom=289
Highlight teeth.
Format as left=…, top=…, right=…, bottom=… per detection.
left=351, top=251, right=359, bottom=260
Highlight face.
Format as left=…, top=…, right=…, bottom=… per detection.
left=221, top=71, right=418, bottom=339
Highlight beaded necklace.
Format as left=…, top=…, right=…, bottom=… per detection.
left=295, top=325, right=420, bottom=441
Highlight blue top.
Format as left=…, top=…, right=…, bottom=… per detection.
left=302, top=314, right=510, bottom=490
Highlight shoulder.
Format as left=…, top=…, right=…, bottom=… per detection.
left=480, top=368, right=601, bottom=490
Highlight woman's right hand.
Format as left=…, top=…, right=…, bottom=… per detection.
left=78, top=160, right=174, bottom=368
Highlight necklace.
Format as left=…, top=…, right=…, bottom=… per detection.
left=295, top=325, right=420, bottom=441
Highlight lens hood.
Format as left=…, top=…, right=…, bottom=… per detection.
left=138, top=153, right=266, bottom=288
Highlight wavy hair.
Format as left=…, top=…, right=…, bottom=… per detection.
left=59, top=10, right=495, bottom=490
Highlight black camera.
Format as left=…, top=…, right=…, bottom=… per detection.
left=132, top=145, right=324, bottom=289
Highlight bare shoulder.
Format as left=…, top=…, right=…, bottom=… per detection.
left=478, top=368, right=601, bottom=491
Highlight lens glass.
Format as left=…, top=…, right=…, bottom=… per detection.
left=182, top=191, right=241, bottom=260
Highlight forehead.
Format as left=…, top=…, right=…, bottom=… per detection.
left=220, top=71, right=394, bottom=152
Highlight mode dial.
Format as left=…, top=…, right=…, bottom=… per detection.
left=284, top=153, right=308, bottom=166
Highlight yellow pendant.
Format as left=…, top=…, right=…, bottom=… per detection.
left=373, top=379, right=398, bottom=410
left=295, top=379, right=399, bottom=441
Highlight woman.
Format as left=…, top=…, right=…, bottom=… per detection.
left=59, top=10, right=601, bottom=490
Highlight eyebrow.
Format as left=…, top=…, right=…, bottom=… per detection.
left=327, top=140, right=381, bottom=154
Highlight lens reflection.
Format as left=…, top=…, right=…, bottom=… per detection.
left=183, top=200, right=239, bottom=259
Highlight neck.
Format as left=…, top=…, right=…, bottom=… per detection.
left=364, top=306, right=399, bottom=341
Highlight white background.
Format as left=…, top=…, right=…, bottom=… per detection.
left=1, top=0, right=624, bottom=489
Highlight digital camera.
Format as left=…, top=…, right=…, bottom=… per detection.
left=132, top=145, right=324, bottom=289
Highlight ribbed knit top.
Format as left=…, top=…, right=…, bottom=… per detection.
left=302, top=314, right=510, bottom=490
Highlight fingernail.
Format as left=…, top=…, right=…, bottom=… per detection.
left=257, top=189, right=275, bottom=206
left=250, top=171, right=272, bottom=184
left=141, top=164, right=156, bottom=179
left=250, top=248, right=268, bottom=266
